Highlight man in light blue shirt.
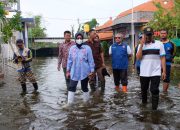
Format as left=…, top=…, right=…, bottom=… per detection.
left=65, top=32, right=95, bottom=106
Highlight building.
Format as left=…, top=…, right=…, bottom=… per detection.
left=96, top=17, right=113, bottom=43
left=96, top=0, right=174, bottom=48
left=112, top=0, right=173, bottom=47
left=0, top=0, right=35, bottom=59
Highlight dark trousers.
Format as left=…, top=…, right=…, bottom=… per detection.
left=63, top=68, right=70, bottom=90
left=136, top=66, right=140, bottom=75
left=89, top=67, right=106, bottom=91
left=69, top=77, right=89, bottom=92
left=113, top=69, right=128, bottom=86
left=163, top=65, right=171, bottom=83
left=140, top=76, right=160, bottom=103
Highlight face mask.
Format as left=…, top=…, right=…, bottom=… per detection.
left=76, top=39, right=83, bottom=45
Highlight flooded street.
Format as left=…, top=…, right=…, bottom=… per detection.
left=0, top=57, right=180, bottom=130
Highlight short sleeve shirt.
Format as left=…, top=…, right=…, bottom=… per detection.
left=137, top=40, right=166, bottom=77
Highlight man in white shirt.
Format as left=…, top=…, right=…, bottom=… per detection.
left=136, top=27, right=166, bottom=110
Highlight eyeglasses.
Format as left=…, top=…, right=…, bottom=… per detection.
left=76, top=38, right=82, bottom=40
left=115, top=37, right=121, bottom=39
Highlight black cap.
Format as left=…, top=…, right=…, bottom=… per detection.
left=102, top=68, right=110, bottom=77
left=143, top=27, right=154, bottom=35
left=16, top=39, right=24, bottom=44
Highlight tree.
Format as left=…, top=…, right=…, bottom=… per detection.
left=0, top=1, right=22, bottom=43
left=101, top=41, right=110, bottom=57
left=28, top=15, right=46, bottom=38
left=81, top=18, right=99, bottom=32
left=147, top=0, right=180, bottom=38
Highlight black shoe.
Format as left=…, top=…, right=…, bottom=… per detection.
left=20, top=91, right=27, bottom=96
left=32, top=90, right=39, bottom=95
left=152, top=95, right=159, bottom=110
left=90, top=84, right=96, bottom=92
left=21, top=83, right=27, bottom=95
left=142, top=93, right=147, bottom=104
left=33, top=83, right=38, bottom=91
left=100, top=81, right=105, bottom=92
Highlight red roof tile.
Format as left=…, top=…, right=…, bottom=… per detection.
left=116, top=0, right=174, bottom=20
left=96, top=18, right=113, bottom=31
left=97, top=31, right=113, bottom=40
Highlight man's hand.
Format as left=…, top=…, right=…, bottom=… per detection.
left=88, top=72, right=94, bottom=80
left=162, top=72, right=166, bottom=80
left=140, top=35, right=146, bottom=46
left=14, top=57, right=18, bottom=63
left=102, top=63, right=106, bottom=67
left=21, top=58, right=27, bottom=64
left=66, top=71, right=70, bottom=79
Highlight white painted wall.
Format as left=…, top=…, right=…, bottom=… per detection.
left=1, top=43, right=16, bottom=60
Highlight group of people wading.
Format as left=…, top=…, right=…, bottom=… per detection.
left=13, top=27, right=176, bottom=110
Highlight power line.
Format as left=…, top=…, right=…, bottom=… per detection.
left=43, top=16, right=116, bottom=21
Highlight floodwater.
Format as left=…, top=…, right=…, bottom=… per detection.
left=0, top=57, right=180, bottom=130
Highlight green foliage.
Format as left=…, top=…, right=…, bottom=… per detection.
left=28, top=15, right=46, bottom=38
left=2, top=12, right=22, bottom=43
left=86, top=18, right=99, bottom=29
left=0, top=2, right=8, bottom=31
left=176, top=47, right=180, bottom=56
left=0, top=1, right=22, bottom=43
left=147, top=0, right=180, bottom=39
left=174, top=56, right=180, bottom=64
left=101, top=41, right=110, bottom=56
left=80, top=18, right=99, bottom=32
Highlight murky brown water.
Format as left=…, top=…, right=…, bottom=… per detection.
left=0, top=57, right=180, bottom=130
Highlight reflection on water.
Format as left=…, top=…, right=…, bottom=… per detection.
left=0, top=57, right=180, bottom=130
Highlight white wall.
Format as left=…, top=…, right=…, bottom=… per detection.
left=1, top=43, right=16, bottom=60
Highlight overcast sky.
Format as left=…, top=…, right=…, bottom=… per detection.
left=21, top=0, right=149, bottom=37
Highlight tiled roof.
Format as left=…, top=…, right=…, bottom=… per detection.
left=95, top=0, right=174, bottom=40
left=96, top=18, right=113, bottom=40
left=96, top=18, right=113, bottom=31
left=115, top=0, right=173, bottom=20
left=97, top=31, right=113, bottom=40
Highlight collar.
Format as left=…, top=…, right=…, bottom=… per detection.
left=161, top=39, right=170, bottom=44
left=87, top=39, right=94, bottom=44
left=115, top=42, right=123, bottom=45
left=64, top=41, right=72, bottom=44
left=75, top=44, right=85, bottom=49
left=145, top=40, right=155, bottom=44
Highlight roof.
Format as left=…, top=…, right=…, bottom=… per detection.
left=21, top=18, right=35, bottom=27
left=97, top=31, right=113, bottom=41
left=96, top=18, right=113, bottom=40
left=95, top=0, right=174, bottom=41
left=115, top=0, right=174, bottom=20
left=96, top=18, right=113, bottom=31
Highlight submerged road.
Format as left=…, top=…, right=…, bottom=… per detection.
left=0, top=57, right=180, bottom=130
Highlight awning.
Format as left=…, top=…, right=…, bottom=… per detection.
left=171, top=38, right=180, bottom=47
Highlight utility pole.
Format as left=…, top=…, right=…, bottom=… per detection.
left=131, top=0, right=135, bottom=55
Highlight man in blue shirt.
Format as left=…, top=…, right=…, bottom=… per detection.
left=66, top=33, right=95, bottom=106
left=160, top=29, right=176, bottom=92
left=109, top=33, right=132, bottom=93
left=13, top=39, right=38, bottom=95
